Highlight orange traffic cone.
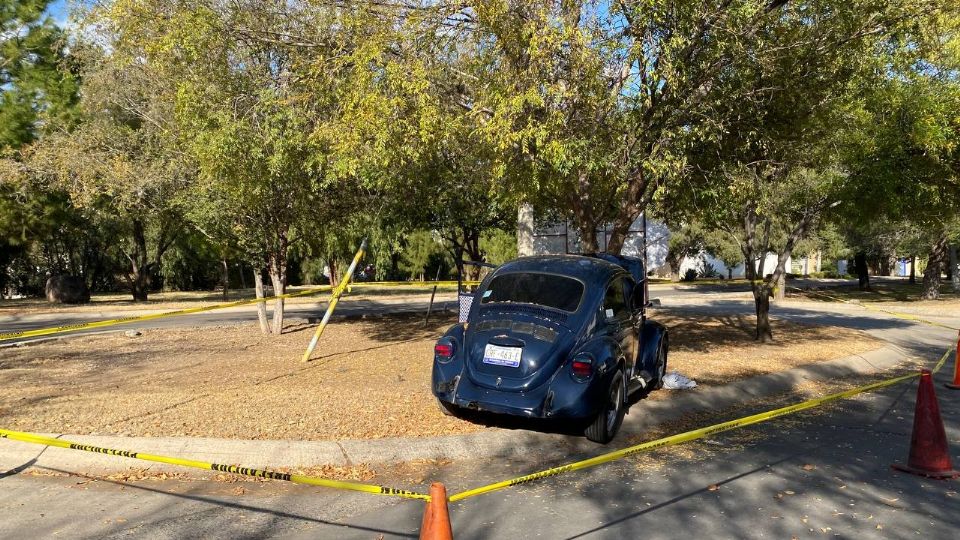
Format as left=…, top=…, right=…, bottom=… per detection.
left=420, top=482, right=453, bottom=540
left=891, top=370, right=959, bottom=479
left=945, top=330, right=960, bottom=390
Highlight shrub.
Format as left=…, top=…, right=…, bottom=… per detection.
left=698, top=262, right=721, bottom=279
left=681, top=268, right=698, bottom=282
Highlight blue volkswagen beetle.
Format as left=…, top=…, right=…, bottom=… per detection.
left=432, top=254, right=668, bottom=443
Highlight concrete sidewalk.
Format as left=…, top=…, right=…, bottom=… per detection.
left=0, top=345, right=930, bottom=477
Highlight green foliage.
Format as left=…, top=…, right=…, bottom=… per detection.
left=479, top=229, right=518, bottom=266
left=662, top=221, right=704, bottom=279
left=296, top=257, right=330, bottom=287
left=703, top=230, right=743, bottom=276
left=2, top=0, right=958, bottom=305
left=1, top=0, right=80, bottom=150
left=398, top=231, right=450, bottom=281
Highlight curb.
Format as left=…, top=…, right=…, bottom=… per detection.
left=0, top=346, right=918, bottom=477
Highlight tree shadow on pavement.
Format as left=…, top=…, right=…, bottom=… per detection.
left=33, top=466, right=418, bottom=538
left=442, top=377, right=960, bottom=540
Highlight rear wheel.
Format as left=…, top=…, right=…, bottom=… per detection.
left=585, top=368, right=626, bottom=444
left=651, top=337, right=668, bottom=390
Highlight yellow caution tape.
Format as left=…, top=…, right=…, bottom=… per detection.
left=351, top=281, right=480, bottom=289
left=790, top=287, right=960, bottom=332
left=0, top=428, right=429, bottom=501
left=0, top=286, right=333, bottom=342
left=448, top=348, right=953, bottom=503
left=0, top=280, right=483, bottom=343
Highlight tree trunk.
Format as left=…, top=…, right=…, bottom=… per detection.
left=950, top=245, right=959, bottom=293
left=664, top=250, right=683, bottom=282
left=754, top=288, right=773, bottom=342
left=575, top=219, right=599, bottom=253
left=463, top=230, right=484, bottom=282
left=854, top=251, right=870, bottom=291
left=773, top=273, right=785, bottom=301
left=569, top=172, right=600, bottom=254
left=909, top=255, right=917, bottom=284
left=130, top=272, right=149, bottom=302
left=220, top=255, right=229, bottom=300
left=128, top=219, right=151, bottom=302
left=517, top=203, right=535, bottom=257
left=922, top=235, right=948, bottom=300
left=238, top=262, right=247, bottom=290
left=327, top=258, right=338, bottom=288
left=727, top=267, right=733, bottom=280
left=253, top=267, right=270, bottom=334
left=268, top=249, right=287, bottom=335
left=606, top=169, right=651, bottom=254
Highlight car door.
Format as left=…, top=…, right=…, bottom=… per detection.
left=601, top=277, right=636, bottom=374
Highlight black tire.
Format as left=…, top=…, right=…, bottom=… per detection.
left=585, top=368, right=626, bottom=444
left=437, top=398, right=460, bottom=417
left=651, top=336, right=668, bottom=391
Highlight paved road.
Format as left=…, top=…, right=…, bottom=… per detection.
left=2, top=361, right=957, bottom=539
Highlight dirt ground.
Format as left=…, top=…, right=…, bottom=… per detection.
left=0, top=312, right=881, bottom=440
left=652, top=311, right=882, bottom=388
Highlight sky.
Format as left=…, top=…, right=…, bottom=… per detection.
left=45, top=0, right=69, bottom=27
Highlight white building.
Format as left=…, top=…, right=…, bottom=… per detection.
left=518, top=205, right=811, bottom=278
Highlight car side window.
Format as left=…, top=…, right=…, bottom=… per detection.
left=603, top=278, right=629, bottom=321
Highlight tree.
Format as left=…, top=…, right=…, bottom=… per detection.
left=845, top=76, right=960, bottom=299
left=1, top=0, right=79, bottom=150
left=399, top=231, right=448, bottom=281
left=685, top=0, right=941, bottom=340
left=312, top=4, right=516, bottom=281
left=704, top=229, right=744, bottom=280
left=480, top=229, right=518, bottom=266
left=23, top=39, right=187, bottom=302
left=445, top=1, right=934, bottom=255
left=92, top=0, right=360, bottom=331
left=1, top=0, right=85, bottom=296
left=662, top=222, right=704, bottom=283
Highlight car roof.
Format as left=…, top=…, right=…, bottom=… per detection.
left=491, top=255, right=628, bottom=284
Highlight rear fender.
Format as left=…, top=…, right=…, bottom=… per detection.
left=547, top=337, right=624, bottom=416
left=639, top=319, right=668, bottom=372
left=573, top=336, right=622, bottom=384
left=432, top=323, right=467, bottom=399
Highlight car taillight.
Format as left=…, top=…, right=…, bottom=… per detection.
left=435, top=342, right=455, bottom=359
left=571, top=354, right=593, bottom=379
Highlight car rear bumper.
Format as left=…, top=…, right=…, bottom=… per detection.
left=436, top=374, right=600, bottom=419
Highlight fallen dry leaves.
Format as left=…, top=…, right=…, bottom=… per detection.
left=0, top=311, right=882, bottom=440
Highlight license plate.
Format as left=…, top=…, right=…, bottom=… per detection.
left=482, top=344, right=522, bottom=367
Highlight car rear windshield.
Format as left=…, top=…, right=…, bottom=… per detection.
left=480, top=272, right=584, bottom=312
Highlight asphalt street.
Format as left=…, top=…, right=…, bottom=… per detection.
left=1, top=356, right=957, bottom=539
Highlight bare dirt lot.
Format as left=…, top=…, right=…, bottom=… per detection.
left=0, top=312, right=881, bottom=440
